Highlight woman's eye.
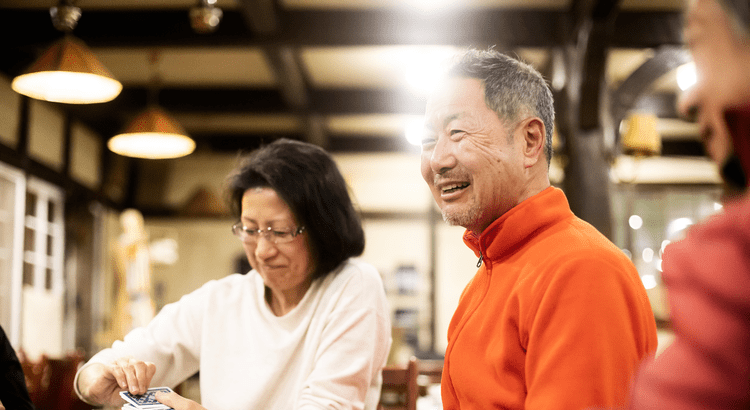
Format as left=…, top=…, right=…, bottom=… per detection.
left=273, top=230, right=289, bottom=238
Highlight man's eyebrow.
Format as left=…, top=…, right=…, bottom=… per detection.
left=442, top=112, right=464, bottom=128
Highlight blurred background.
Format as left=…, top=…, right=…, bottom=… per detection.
left=0, top=0, right=720, bottom=408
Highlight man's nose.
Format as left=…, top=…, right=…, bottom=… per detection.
left=430, top=135, right=457, bottom=174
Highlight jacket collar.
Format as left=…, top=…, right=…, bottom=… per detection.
left=462, top=186, right=573, bottom=262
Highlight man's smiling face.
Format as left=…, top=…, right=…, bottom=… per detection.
left=420, top=77, right=527, bottom=234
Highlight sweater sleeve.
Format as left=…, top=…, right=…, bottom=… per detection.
left=75, top=279, right=213, bottom=396
left=630, top=207, right=750, bottom=409
left=295, top=262, right=392, bottom=410
left=523, top=253, right=657, bottom=410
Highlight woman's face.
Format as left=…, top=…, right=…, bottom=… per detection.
left=240, top=187, right=315, bottom=306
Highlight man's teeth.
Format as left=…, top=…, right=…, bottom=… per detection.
left=442, top=183, right=469, bottom=193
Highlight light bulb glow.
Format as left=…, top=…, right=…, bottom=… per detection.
left=667, top=217, right=694, bottom=238
left=108, top=133, right=196, bottom=159
left=676, top=62, right=697, bottom=91
left=629, top=215, right=643, bottom=230
left=12, top=71, right=122, bottom=104
left=642, top=247, right=654, bottom=263
left=641, top=274, right=657, bottom=290
left=405, top=117, right=426, bottom=146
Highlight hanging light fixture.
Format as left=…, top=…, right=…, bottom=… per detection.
left=11, top=1, right=122, bottom=104
left=620, top=112, right=661, bottom=156
left=189, top=0, right=223, bottom=34
left=108, top=50, right=195, bottom=159
left=108, top=106, right=196, bottom=159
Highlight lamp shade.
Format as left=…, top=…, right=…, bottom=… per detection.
left=108, top=106, right=196, bottom=159
left=11, top=36, right=122, bottom=104
left=620, top=113, right=661, bottom=156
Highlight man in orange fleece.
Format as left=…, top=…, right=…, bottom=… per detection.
left=420, top=49, right=658, bottom=409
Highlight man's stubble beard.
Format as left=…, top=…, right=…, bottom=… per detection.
left=441, top=198, right=480, bottom=230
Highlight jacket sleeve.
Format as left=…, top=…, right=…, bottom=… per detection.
left=630, top=211, right=750, bottom=409
left=523, top=253, right=657, bottom=410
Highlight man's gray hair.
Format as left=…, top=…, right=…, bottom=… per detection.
left=446, top=48, right=555, bottom=165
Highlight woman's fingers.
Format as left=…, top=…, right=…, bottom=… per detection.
left=110, top=357, right=157, bottom=395
left=156, top=391, right=205, bottom=410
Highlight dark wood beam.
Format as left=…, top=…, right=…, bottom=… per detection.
left=0, top=8, right=682, bottom=58
left=558, top=0, right=622, bottom=239
left=235, top=0, right=280, bottom=34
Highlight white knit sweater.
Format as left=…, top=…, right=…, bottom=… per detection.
left=76, top=259, right=392, bottom=410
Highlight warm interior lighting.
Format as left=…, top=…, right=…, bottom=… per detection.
left=676, top=62, right=697, bottom=91
left=108, top=106, right=196, bottom=159
left=11, top=36, right=122, bottom=104
left=404, top=117, right=426, bottom=146
left=620, top=112, right=661, bottom=156
left=403, top=47, right=457, bottom=95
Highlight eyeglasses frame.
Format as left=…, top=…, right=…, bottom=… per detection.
left=231, top=222, right=306, bottom=245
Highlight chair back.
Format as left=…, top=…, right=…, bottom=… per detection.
left=378, top=356, right=418, bottom=410
left=20, top=350, right=89, bottom=410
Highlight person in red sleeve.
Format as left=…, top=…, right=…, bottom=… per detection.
left=420, top=48, right=658, bottom=410
left=629, top=0, right=750, bottom=408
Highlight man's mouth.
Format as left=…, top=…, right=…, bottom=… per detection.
left=441, top=182, right=470, bottom=194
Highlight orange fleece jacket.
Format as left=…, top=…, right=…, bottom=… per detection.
left=441, top=187, right=657, bottom=410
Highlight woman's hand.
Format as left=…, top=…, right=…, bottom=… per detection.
left=77, top=358, right=156, bottom=406
left=155, top=391, right=206, bottom=410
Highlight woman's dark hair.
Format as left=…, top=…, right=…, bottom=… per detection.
left=226, top=138, right=365, bottom=280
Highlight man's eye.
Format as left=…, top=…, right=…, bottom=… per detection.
left=421, top=136, right=436, bottom=147
left=450, top=129, right=464, bottom=136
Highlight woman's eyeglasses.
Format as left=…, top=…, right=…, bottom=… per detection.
left=231, top=222, right=305, bottom=245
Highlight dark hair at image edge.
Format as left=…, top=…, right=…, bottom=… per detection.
left=225, top=139, right=365, bottom=280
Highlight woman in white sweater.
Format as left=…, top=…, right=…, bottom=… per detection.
left=75, top=139, right=392, bottom=410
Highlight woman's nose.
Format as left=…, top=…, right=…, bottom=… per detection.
left=254, top=235, right=278, bottom=259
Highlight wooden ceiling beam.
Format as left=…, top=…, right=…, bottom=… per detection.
left=0, top=9, right=681, bottom=55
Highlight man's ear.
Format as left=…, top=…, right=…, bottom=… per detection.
left=521, top=117, right=546, bottom=168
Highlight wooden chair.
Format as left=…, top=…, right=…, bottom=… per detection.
left=416, top=359, right=443, bottom=397
left=19, top=350, right=50, bottom=408
left=19, top=350, right=90, bottom=410
left=378, top=356, right=418, bottom=410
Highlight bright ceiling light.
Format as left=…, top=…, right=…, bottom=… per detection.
left=404, top=116, right=426, bottom=146
left=108, top=106, right=196, bottom=159
left=403, top=47, right=457, bottom=95
left=676, top=61, right=697, bottom=91
left=11, top=36, right=122, bottom=104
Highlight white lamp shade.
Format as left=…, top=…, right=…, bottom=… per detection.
left=108, top=106, right=196, bottom=159
left=11, top=36, right=122, bottom=104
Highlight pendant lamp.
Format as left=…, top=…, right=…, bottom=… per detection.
left=108, top=50, right=195, bottom=159
left=620, top=113, right=661, bottom=156
left=11, top=2, right=122, bottom=104
left=108, top=106, right=196, bottom=159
